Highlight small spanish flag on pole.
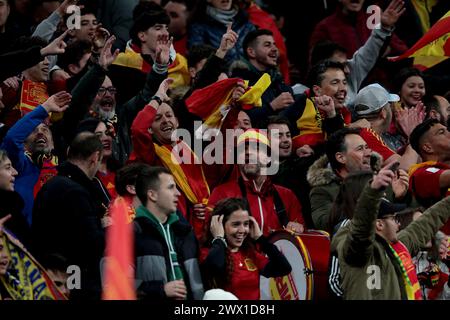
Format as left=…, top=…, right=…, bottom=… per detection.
left=389, top=10, right=450, bottom=70
left=102, top=197, right=136, bottom=300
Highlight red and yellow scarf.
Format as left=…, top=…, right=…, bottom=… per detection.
left=19, top=80, right=48, bottom=117
left=153, top=141, right=210, bottom=206
left=389, top=241, right=423, bottom=300
left=112, top=42, right=190, bottom=88
left=25, top=151, right=58, bottom=198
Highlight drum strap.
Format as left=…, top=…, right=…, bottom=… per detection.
left=237, top=177, right=289, bottom=227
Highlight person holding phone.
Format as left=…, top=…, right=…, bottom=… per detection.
left=331, top=166, right=450, bottom=300
left=201, top=197, right=291, bottom=300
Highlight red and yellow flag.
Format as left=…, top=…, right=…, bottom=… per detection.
left=185, top=74, right=271, bottom=137
left=389, top=10, right=450, bottom=70
left=113, top=42, right=190, bottom=88
left=19, top=80, right=48, bottom=117
left=102, top=197, right=136, bottom=300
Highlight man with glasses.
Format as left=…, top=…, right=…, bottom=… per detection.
left=66, top=34, right=170, bottom=165
left=331, top=167, right=450, bottom=299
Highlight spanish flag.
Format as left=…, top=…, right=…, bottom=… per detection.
left=19, top=80, right=48, bottom=117
left=389, top=10, right=450, bottom=70
left=113, top=42, right=190, bottom=88
left=102, top=197, right=136, bottom=300
left=185, top=74, right=271, bottom=138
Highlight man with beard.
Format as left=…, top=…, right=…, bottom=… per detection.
left=1, top=91, right=71, bottom=226
left=267, top=115, right=321, bottom=228
left=230, top=29, right=304, bottom=128
left=424, top=95, right=450, bottom=128
left=297, top=60, right=410, bottom=169
left=66, top=34, right=168, bottom=165
left=208, top=129, right=305, bottom=236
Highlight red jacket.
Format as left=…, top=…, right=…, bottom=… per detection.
left=129, top=104, right=208, bottom=239
left=310, top=8, right=408, bottom=58
left=208, top=177, right=304, bottom=236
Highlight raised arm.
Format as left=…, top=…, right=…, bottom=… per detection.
left=342, top=168, right=394, bottom=267
left=120, top=35, right=170, bottom=128
left=348, top=0, right=406, bottom=87
left=130, top=78, right=173, bottom=165
left=399, top=196, right=450, bottom=256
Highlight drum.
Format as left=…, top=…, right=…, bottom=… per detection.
left=260, top=230, right=330, bottom=300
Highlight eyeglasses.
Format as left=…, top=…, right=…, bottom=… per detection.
left=97, top=87, right=117, bottom=96
left=380, top=214, right=400, bottom=224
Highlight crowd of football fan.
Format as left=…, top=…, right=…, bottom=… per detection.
left=0, top=0, right=449, bottom=300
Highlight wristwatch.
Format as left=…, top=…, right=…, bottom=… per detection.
left=151, top=95, right=163, bottom=106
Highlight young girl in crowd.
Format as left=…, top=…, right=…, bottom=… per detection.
left=388, top=68, right=427, bottom=148
left=201, top=197, right=291, bottom=299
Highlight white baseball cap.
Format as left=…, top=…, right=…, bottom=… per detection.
left=354, top=83, right=400, bottom=116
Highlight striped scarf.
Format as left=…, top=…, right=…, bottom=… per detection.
left=0, top=230, right=67, bottom=300
left=25, top=151, right=58, bottom=198
left=388, top=241, right=422, bottom=300
left=153, top=141, right=210, bottom=206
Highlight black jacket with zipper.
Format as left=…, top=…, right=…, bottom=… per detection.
left=133, top=213, right=204, bottom=300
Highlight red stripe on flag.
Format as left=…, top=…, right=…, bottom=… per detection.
left=391, top=14, right=450, bottom=61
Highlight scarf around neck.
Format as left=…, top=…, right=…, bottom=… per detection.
left=206, top=5, right=238, bottom=26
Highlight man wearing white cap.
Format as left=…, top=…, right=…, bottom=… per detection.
left=354, top=83, right=401, bottom=152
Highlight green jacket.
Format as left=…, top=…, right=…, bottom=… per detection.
left=307, top=154, right=409, bottom=231
left=135, top=206, right=184, bottom=282
left=307, top=155, right=342, bottom=231
left=331, top=184, right=450, bottom=300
